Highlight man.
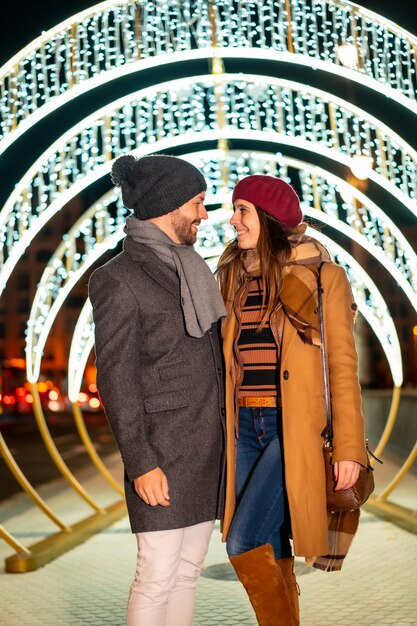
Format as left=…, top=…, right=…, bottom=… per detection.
left=88, top=154, right=226, bottom=626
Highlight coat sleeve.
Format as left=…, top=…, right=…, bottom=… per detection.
left=323, top=264, right=367, bottom=466
left=88, top=267, right=159, bottom=482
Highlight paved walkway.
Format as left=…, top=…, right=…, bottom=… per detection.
left=1, top=453, right=416, bottom=626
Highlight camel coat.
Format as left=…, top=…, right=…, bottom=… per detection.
left=221, top=261, right=367, bottom=557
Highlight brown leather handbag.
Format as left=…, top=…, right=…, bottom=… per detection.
left=317, top=262, right=382, bottom=513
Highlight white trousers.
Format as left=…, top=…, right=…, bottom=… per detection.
left=126, top=519, right=215, bottom=626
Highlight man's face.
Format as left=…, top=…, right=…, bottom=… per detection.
left=169, top=192, right=208, bottom=245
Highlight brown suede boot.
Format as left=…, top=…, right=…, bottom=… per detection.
left=277, top=557, right=300, bottom=625
left=229, top=544, right=296, bottom=626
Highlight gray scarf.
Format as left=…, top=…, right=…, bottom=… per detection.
left=124, top=216, right=226, bottom=338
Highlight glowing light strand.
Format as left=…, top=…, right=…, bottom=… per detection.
left=26, top=149, right=409, bottom=383
left=25, top=196, right=125, bottom=382
left=1, top=0, right=417, bottom=148
left=2, top=75, right=417, bottom=299
left=65, top=223, right=403, bottom=403
left=68, top=299, right=95, bottom=403
left=308, top=228, right=403, bottom=387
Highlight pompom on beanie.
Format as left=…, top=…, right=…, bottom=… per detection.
left=232, top=175, right=303, bottom=228
left=111, top=154, right=207, bottom=220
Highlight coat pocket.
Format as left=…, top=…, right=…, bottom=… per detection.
left=143, top=388, right=190, bottom=414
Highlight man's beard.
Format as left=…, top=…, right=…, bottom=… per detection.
left=170, top=212, right=199, bottom=245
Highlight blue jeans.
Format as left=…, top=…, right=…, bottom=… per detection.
left=226, top=407, right=291, bottom=559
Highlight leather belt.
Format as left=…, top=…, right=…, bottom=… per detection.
left=238, top=396, right=279, bottom=408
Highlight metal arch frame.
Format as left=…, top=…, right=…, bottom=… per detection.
left=2, top=74, right=417, bottom=299
left=0, top=432, right=70, bottom=531
left=2, top=0, right=417, bottom=154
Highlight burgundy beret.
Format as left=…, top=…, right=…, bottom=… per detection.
left=232, top=175, right=303, bottom=228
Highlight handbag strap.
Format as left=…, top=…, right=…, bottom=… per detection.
left=317, top=263, right=383, bottom=465
left=317, top=261, right=333, bottom=444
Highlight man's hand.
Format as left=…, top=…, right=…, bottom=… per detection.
left=134, top=467, right=170, bottom=506
left=333, top=460, right=361, bottom=491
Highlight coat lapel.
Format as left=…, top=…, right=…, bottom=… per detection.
left=123, top=237, right=180, bottom=300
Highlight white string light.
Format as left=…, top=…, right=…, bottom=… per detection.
left=2, top=74, right=417, bottom=299
left=1, top=0, right=417, bottom=154
left=306, top=229, right=403, bottom=387
left=64, top=218, right=403, bottom=405
left=26, top=149, right=409, bottom=386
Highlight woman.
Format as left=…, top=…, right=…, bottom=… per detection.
left=217, top=175, right=367, bottom=626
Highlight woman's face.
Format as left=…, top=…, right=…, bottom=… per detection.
left=230, top=199, right=260, bottom=249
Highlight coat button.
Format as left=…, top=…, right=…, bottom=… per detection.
left=217, top=367, right=222, bottom=376
left=283, top=370, right=289, bottom=380
left=221, top=408, right=226, bottom=416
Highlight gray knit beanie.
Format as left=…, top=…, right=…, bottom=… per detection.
left=111, top=154, right=207, bottom=219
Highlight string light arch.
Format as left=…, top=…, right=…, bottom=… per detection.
left=2, top=74, right=417, bottom=299
left=1, top=0, right=416, bottom=570
left=27, top=150, right=407, bottom=389
left=1, top=0, right=417, bottom=155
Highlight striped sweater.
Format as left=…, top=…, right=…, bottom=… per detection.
left=237, top=276, right=280, bottom=398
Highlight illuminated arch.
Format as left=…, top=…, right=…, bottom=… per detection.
left=2, top=0, right=417, bottom=569
left=61, top=216, right=403, bottom=445
left=67, top=230, right=401, bottom=411
left=309, top=229, right=402, bottom=387
left=2, top=74, right=417, bottom=298
left=27, top=150, right=405, bottom=390
left=1, top=0, right=417, bottom=154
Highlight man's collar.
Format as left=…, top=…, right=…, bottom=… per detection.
left=123, top=237, right=180, bottom=300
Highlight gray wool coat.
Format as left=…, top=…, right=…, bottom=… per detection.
left=88, top=237, right=226, bottom=533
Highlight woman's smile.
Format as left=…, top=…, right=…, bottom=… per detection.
left=230, top=199, right=260, bottom=249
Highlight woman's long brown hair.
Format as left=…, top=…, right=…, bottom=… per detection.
left=216, top=207, right=294, bottom=330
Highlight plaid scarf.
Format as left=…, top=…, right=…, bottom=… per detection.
left=308, top=509, right=360, bottom=572
left=280, top=226, right=331, bottom=346
left=239, top=226, right=330, bottom=345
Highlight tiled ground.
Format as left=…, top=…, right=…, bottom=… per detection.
left=1, top=453, right=416, bottom=626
